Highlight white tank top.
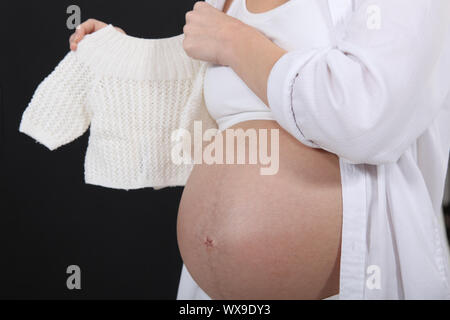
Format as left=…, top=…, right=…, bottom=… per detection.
left=204, top=0, right=333, bottom=131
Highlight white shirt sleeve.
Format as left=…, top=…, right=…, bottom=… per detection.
left=267, top=0, right=450, bottom=165
left=19, top=51, right=95, bottom=151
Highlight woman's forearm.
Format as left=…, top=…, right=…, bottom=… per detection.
left=224, top=23, right=287, bottom=108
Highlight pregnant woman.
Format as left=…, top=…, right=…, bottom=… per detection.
left=70, top=0, right=450, bottom=299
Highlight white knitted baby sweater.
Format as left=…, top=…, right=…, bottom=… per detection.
left=19, top=24, right=218, bottom=190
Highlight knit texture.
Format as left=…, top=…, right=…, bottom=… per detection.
left=19, top=25, right=218, bottom=190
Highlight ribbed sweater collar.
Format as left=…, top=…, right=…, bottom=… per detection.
left=75, top=24, right=202, bottom=81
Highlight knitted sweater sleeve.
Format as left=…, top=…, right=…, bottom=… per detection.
left=19, top=51, right=95, bottom=151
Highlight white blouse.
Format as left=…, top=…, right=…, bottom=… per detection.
left=178, top=0, right=450, bottom=300
left=266, top=0, right=450, bottom=299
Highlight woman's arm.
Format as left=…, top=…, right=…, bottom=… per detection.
left=183, top=1, right=284, bottom=107
left=69, top=19, right=125, bottom=51
left=185, top=0, right=450, bottom=165
left=223, top=24, right=286, bottom=108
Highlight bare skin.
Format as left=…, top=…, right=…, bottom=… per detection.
left=70, top=0, right=343, bottom=299
left=178, top=120, right=343, bottom=300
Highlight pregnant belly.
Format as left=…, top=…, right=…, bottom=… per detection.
left=177, top=120, right=343, bottom=299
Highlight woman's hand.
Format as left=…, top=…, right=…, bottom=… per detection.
left=69, top=19, right=125, bottom=51
left=183, top=1, right=286, bottom=106
left=183, top=1, right=249, bottom=66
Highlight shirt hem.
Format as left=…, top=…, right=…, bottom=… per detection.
left=338, top=158, right=368, bottom=299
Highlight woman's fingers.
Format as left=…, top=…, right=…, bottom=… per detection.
left=69, top=19, right=108, bottom=51
left=69, top=23, right=87, bottom=51
left=69, top=32, right=77, bottom=51
left=114, top=27, right=126, bottom=34
left=183, top=1, right=239, bottom=65
left=69, top=19, right=124, bottom=51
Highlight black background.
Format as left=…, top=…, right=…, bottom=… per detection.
left=0, top=0, right=197, bottom=299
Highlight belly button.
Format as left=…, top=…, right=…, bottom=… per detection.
left=204, top=236, right=215, bottom=248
